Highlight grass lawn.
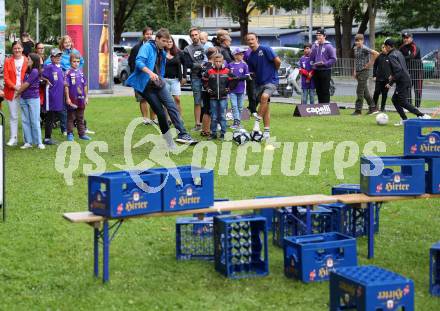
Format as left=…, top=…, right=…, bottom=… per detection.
left=1, top=95, right=440, bottom=310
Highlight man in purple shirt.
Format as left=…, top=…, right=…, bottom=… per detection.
left=309, top=29, right=337, bottom=103
left=42, top=48, right=65, bottom=144
left=228, top=47, right=249, bottom=129
left=246, top=33, right=281, bottom=140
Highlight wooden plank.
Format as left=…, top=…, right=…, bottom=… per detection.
left=63, top=211, right=104, bottom=223
left=335, top=193, right=427, bottom=204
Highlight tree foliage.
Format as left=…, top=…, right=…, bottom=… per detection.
left=384, top=1, right=440, bottom=31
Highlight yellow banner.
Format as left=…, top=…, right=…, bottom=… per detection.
left=66, top=5, right=83, bottom=25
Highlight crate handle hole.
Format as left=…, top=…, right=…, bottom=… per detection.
left=100, top=183, right=106, bottom=192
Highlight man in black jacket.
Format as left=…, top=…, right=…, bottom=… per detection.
left=128, top=27, right=155, bottom=125
left=384, top=38, right=430, bottom=126
left=373, top=44, right=391, bottom=111
left=400, top=32, right=423, bottom=107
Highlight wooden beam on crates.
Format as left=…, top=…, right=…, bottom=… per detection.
left=334, top=193, right=440, bottom=204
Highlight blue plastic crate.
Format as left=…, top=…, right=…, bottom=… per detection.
left=330, top=265, right=414, bottom=311
left=284, top=232, right=357, bottom=283
left=176, top=217, right=216, bottom=260
left=404, top=119, right=440, bottom=157
left=426, top=158, right=440, bottom=194
left=254, top=196, right=285, bottom=231
left=360, top=156, right=425, bottom=196
left=214, top=214, right=268, bottom=278
left=88, top=170, right=163, bottom=218
left=148, top=166, right=214, bottom=212
left=291, top=205, right=333, bottom=236
left=331, top=184, right=361, bottom=195
left=272, top=207, right=295, bottom=247
left=430, top=242, right=440, bottom=296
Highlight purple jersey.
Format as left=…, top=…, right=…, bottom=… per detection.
left=298, top=55, right=315, bottom=89
left=228, top=61, right=249, bottom=94
left=64, top=68, right=87, bottom=108
left=21, top=69, right=40, bottom=99
left=42, top=63, right=64, bottom=111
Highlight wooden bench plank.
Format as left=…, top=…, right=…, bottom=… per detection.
left=334, top=193, right=440, bottom=204
left=63, top=211, right=104, bottom=223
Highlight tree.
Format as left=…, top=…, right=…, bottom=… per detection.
left=384, top=1, right=440, bottom=31
left=114, top=0, right=141, bottom=44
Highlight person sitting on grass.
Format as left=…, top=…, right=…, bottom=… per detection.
left=64, top=54, right=90, bottom=141
left=203, top=53, right=234, bottom=140
left=15, top=53, right=45, bottom=149
left=298, top=43, right=316, bottom=105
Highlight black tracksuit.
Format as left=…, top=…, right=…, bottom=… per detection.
left=373, top=53, right=391, bottom=111
left=388, top=49, right=423, bottom=120
left=400, top=42, right=423, bottom=107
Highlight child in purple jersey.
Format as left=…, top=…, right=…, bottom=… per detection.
left=298, top=43, right=316, bottom=105
left=228, top=48, right=249, bottom=129
left=42, top=48, right=65, bottom=145
left=64, top=54, right=89, bottom=141
left=15, top=53, right=45, bottom=149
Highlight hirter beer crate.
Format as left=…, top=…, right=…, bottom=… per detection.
left=283, top=232, right=357, bottom=283
left=272, top=207, right=295, bottom=247
left=176, top=217, right=215, bottom=260
left=360, top=156, right=425, bottom=196
left=148, top=166, right=214, bottom=212
left=331, top=184, right=361, bottom=195
left=330, top=266, right=414, bottom=311
left=214, top=214, right=268, bottom=278
left=426, top=158, right=440, bottom=194
left=430, top=242, right=440, bottom=296
left=404, top=119, right=440, bottom=157
left=88, top=170, right=163, bottom=218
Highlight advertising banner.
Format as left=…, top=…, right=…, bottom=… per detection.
left=0, top=0, right=5, bottom=67
left=293, top=103, right=340, bottom=117
left=65, top=0, right=84, bottom=55
left=89, top=0, right=111, bottom=90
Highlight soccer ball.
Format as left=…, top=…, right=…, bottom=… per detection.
left=376, top=113, right=389, bottom=125
left=250, top=130, right=263, bottom=142
left=232, top=129, right=251, bottom=145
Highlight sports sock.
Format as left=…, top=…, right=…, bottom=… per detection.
left=253, top=115, right=262, bottom=131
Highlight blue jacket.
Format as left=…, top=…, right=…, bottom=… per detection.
left=126, top=40, right=166, bottom=93
left=44, top=48, right=84, bottom=72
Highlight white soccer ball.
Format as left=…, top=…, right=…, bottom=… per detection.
left=232, top=129, right=251, bottom=145
left=250, top=130, right=263, bottom=142
left=376, top=113, right=389, bottom=125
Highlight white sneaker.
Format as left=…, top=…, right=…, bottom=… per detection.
left=85, top=129, right=95, bottom=134
left=6, top=139, right=17, bottom=146
left=394, top=120, right=404, bottom=126
left=418, top=114, right=432, bottom=120
left=63, top=131, right=67, bottom=136
left=143, top=118, right=152, bottom=125
left=217, top=124, right=221, bottom=131
left=20, top=143, right=32, bottom=149
left=263, top=132, right=270, bottom=140
left=37, top=144, right=46, bottom=150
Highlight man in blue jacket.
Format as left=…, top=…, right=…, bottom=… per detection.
left=310, top=29, right=337, bottom=104
left=126, top=28, right=196, bottom=147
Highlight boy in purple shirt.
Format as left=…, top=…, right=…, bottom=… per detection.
left=64, top=54, right=90, bottom=141
left=228, top=47, right=249, bottom=129
left=298, top=43, right=316, bottom=105
left=42, top=48, right=65, bottom=145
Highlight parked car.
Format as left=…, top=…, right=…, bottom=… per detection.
left=422, top=49, right=440, bottom=78
left=113, top=52, right=130, bottom=84
left=272, top=47, right=301, bottom=97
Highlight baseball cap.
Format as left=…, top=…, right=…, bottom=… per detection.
left=50, top=48, right=62, bottom=57
left=232, top=47, right=245, bottom=55
left=383, top=38, right=395, bottom=47
left=402, top=32, right=412, bottom=38
left=316, top=29, right=326, bottom=36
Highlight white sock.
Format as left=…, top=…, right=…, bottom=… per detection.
left=253, top=115, right=262, bottom=131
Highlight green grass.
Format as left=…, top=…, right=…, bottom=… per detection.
left=1, top=95, right=440, bottom=310
left=330, top=95, right=440, bottom=110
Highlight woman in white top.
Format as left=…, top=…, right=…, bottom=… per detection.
left=3, top=41, right=29, bottom=146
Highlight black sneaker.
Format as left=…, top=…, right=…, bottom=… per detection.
left=219, top=133, right=225, bottom=140
left=366, top=108, right=379, bottom=115
left=351, top=110, right=362, bottom=116
left=43, top=138, right=57, bottom=145
left=176, top=133, right=198, bottom=145
left=208, top=134, right=217, bottom=141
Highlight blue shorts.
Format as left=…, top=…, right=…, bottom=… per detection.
left=164, top=78, right=181, bottom=96
left=191, top=78, right=203, bottom=105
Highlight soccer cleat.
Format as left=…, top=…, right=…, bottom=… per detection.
left=20, top=143, right=32, bottom=149
left=6, top=138, right=17, bottom=146
left=67, top=133, right=74, bottom=141
left=79, top=135, right=92, bottom=140
left=394, top=120, right=404, bottom=126
left=37, top=144, right=46, bottom=150
left=43, top=138, right=57, bottom=145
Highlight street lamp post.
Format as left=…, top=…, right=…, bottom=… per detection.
left=308, top=0, right=313, bottom=43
